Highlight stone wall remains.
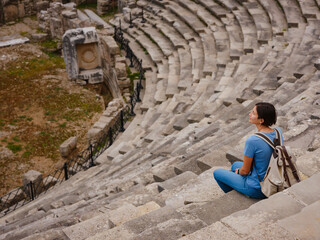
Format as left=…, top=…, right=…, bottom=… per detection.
left=38, top=2, right=93, bottom=39
left=0, top=0, right=98, bottom=24
left=117, top=0, right=135, bottom=13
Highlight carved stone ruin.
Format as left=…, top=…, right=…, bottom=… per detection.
left=0, top=0, right=97, bottom=24
left=117, top=0, right=136, bottom=12
left=37, top=2, right=93, bottom=39
left=62, top=27, right=103, bottom=85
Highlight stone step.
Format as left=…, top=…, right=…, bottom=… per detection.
left=297, top=21, right=320, bottom=55
left=136, top=22, right=174, bottom=57
left=18, top=229, right=68, bottom=240
left=85, top=206, right=187, bottom=240
left=164, top=168, right=226, bottom=209
left=157, top=171, right=198, bottom=192
left=133, top=30, right=164, bottom=64
left=155, top=21, right=188, bottom=49
left=102, top=113, right=145, bottom=162
left=178, top=190, right=258, bottom=226
left=181, top=173, right=320, bottom=239
left=277, top=0, right=307, bottom=28
left=257, top=0, right=288, bottom=36
left=165, top=53, right=181, bottom=97
left=218, top=0, right=259, bottom=52
left=132, top=217, right=206, bottom=240
left=62, top=201, right=161, bottom=240
left=298, top=0, right=320, bottom=20
left=139, top=2, right=206, bottom=89
left=124, top=32, right=154, bottom=70
left=140, top=69, right=157, bottom=112
left=189, top=40, right=204, bottom=83
left=177, top=47, right=193, bottom=90
left=277, top=199, right=320, bottom=239
left=167, top=1, right=206, bottom=34
left=198, top=0, right=229, bottom=19
left=243, top=0, right=273, bottom=43
left=201, top=30, right=217, bottom=76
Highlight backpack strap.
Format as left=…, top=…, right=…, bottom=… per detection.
left=282, top=146, right=301, bottom=183
left=254, top=128, right=282, bottom=148
left=252, top=128, right=281, bottom=182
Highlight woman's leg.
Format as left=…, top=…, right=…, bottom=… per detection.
left=214, top=162, right=266, bottom=199
left=213, top=168, right=246, bottom=193
left=231, top=161, right=243, bottom=172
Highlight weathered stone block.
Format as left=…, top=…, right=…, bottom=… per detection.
left=31, top=33, right=48, bottom=41
left=36, top=1, right=50, bottom=12
left=87, top=128, right=103, bottom=142
left=118, top=78, right=130, bottom=88
left=62, top=10, right=77, bottom=19
left=59, top=136, right=77, bottom=157
left=100, top=35, right=120, bottom=56
left=22, top=170, right=43, bottom=196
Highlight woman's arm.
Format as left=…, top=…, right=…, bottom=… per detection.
left=237, top=155, right=253, bottom=175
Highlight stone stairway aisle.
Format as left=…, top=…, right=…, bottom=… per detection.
left=0, top=0, right=320, bottom=239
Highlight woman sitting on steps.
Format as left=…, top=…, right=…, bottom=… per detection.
left=213, top=102, right=283, bottom=199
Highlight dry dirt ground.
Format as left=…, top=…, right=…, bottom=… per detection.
left=0, top=18, right=108, bottom=196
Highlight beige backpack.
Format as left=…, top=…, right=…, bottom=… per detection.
left=254, top=129, right=301, bottom=197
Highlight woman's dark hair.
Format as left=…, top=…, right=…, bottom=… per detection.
left=255, top=102, right=277, bottom=127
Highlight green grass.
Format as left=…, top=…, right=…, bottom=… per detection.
left=22, top=151, right=32, bottom=158
left=59, top=122, right=67, bottom=128
left=39, top=39, right=59, bottom=50
left=0, top=56, right=64, bottom=84
left=7, top=142, right=22, bottom=154
left=77, top=2, right=97, bottom=10
left=12, top=136, right=20, bottom=142
left=20, top=32, right=29, bottom=37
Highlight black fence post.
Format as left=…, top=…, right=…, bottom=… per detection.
left=141, top=7, right=146, bottom=23
left=129, top=49, right=134, bottom=67
left=114, top=25, right=117, bottom=39
left=120, top=37, right=123, bottom=50
left=64, top=162, right=69, bottom=180
left=120, top=110, right=125, bottom=132
left=126, top=40, right=130, bottom=58
left=130, top=95, right=135, bottom=116
left=108, top=128, right=113, bottom=146
left=139, top=65, right=144, bottom=90
left=89, top=144, right=94, bottom=167
left=129, top=12, right=133, bottom=28
left=29, top=181, right=34, bottom=201
left=136, top=82, right=141, bottom=102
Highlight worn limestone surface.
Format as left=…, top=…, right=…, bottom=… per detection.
left=60, top=136, right=78, bottom=158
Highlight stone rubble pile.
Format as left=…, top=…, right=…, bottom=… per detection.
left=0, top=0, right=96, bottom=24
left=38, top=2, right=93, bottom=39
left=87, top=98, right=125, bottom=142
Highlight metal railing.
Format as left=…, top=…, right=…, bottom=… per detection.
left=0, top=26, right=144, bottom=218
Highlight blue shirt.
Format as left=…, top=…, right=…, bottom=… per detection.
left=243, top=128, right=283, bottom=189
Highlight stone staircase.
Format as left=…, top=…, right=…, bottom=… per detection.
left=1, top=0, right=320, bottom=239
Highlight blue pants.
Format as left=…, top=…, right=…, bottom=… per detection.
left=213, top=161, right=266, bottom=199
